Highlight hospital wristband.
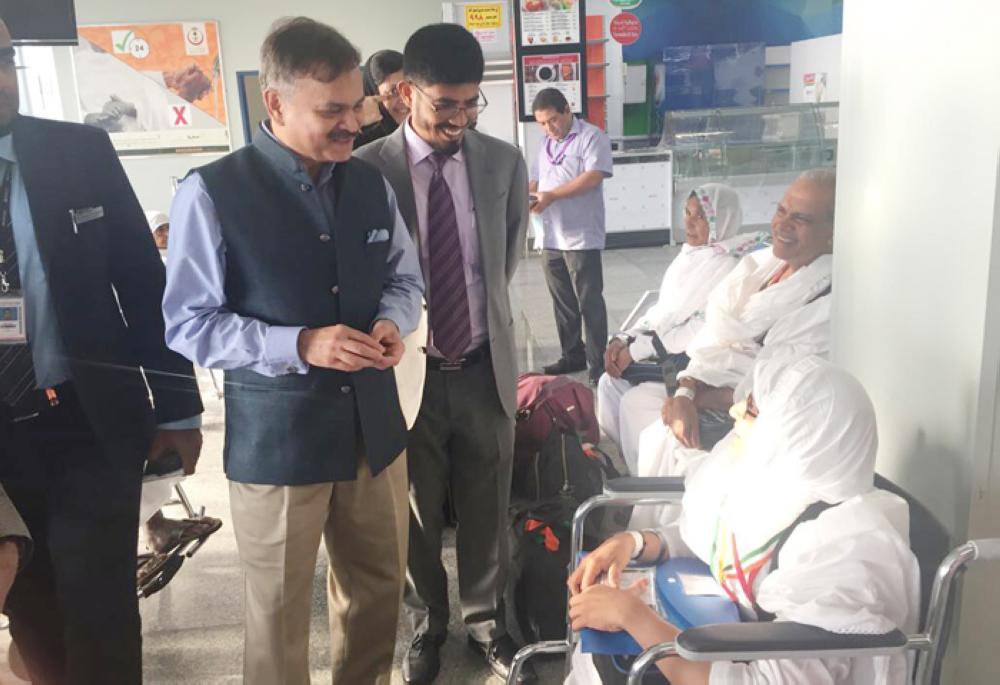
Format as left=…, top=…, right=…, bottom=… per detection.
left=627, top=530, right=645, bottom=560
left=673, top=386, right=696, bottom=401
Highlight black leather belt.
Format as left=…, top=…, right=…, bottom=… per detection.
left=426, top=346, right=489, bottom=372
left=4, top=381, right=74, bottom=423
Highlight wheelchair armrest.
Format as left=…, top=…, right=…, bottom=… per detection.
left=675, top=622, right=909, bottom=662
left=603, top=476, right=685, bottom=496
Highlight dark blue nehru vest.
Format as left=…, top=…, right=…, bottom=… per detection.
left=196, top=136, right=407, bottom=485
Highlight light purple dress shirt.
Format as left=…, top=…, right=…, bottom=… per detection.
left=530, top=116, right=614, bottom=251
left=163, top=150, right=423, bottom=378
left=403, top=120, right=488, bottom=357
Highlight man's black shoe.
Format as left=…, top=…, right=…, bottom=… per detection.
left=467, top=635, right=537, bottom=684
left=542, top=357, right=587, bottom=375
left=403, top=632, right=446, bottom=684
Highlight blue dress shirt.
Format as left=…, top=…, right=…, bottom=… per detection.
left=0, top=133, right=199, bottom=430
left=162, top=131, right=424, bottom=375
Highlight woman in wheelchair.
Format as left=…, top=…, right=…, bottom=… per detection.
left=566, top=356, right=920, bottom=684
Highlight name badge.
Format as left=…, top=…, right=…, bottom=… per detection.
left=71, top=206, right=105, bottom=224
left=0, top=295, right=26, bottom=344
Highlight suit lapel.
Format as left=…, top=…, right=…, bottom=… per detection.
left=463, top=131, right=499, bottom=283
left=10, top=117, right=69, bottom=285
left=379, top=127, right=419, bottom=245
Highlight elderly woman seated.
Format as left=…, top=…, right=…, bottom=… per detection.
left=597, top=183, right=768, bottom=474
left=631, top=170, right=836, bottom=513
left=565, top=356, right=920, bottom=685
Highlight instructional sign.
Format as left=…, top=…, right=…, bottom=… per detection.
left=74, top=21, right=229, bottom=156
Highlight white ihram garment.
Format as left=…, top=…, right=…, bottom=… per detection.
left=631, top=293, right=833, bottom=529
left=570, top=357, right=920, bottom=685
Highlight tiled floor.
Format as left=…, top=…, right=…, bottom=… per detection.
left=0, top=245, right=679, bottom=685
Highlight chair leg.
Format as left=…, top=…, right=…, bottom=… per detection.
left=507, top=641, right=570, bottom=684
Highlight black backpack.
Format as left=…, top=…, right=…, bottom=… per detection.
left=508, top=431, right=620, bottom=643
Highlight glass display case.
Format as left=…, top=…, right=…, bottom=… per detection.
left=659, top=102, right=839, bottom=178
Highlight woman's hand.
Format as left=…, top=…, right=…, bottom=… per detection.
left=661, top=396, right=701, bottom=448
left=567, top=532, right=635, bottom=595
left=604, top=339, right=633, bottom=378
left=569, top=581, right=653, bottom=632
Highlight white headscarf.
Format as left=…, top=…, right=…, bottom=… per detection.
left=145, top=210, right=169, bottom=233
left=628, top=184, right=769, bottom=357
left=673, top=357, right=920, bottom=683
left=692, top=183, right=743, bottom=243
left=679, top=356, right=878, bottom=562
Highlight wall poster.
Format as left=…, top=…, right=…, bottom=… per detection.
left=519, top=0, right=581, bottom=46
left=73, top=21, right=230, bottom=156
left=522, top=53, right=582, bottom=113
left=513, top=0, right=587, bottom=121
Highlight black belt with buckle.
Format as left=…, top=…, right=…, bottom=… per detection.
left=426, top=346, right=489, bottom=372
left=5, top=381, right=72, bottom=423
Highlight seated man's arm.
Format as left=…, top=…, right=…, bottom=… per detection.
left=662, top=379, right=735, bottom=448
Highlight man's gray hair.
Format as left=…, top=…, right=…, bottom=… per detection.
left=259, top=17, right=360, bottom=92
left=797, top=168, right=837, bottom=222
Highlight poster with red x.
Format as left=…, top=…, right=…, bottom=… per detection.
left=73, top=21, right=230, bottom=156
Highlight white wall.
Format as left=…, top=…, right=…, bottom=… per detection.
left=788, top=33, right=840, bottom=103
left=834, top=2, right=1000, bottom=680
left=67, top=0, right=445, bottom=211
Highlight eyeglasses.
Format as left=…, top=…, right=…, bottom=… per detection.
left=409, top=81, right=489, bottom=118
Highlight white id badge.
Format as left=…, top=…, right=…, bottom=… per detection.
left=0, top=296, right=27, bottom=344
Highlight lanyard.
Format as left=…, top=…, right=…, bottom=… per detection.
left=710, top=513, right=779, bottom=610
left=544, top=132, right=578, bottom=166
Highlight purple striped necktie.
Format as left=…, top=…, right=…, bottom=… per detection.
left=426, top=151, right=472, bottom=361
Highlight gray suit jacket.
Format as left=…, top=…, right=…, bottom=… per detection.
left=356, top=126, right=529, bottom=417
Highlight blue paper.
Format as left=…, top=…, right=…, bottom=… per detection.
left=579, top=556, right=740, bottom=655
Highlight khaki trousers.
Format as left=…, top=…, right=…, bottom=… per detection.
left=230, top=453, right=408, bottom=685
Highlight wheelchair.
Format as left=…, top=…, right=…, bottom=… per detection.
left=507, top=473, right=999, bottom=684
left=137, top=475, right=220, bottom=599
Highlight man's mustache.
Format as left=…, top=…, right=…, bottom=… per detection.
left=328, top=129, right=358, bottom=141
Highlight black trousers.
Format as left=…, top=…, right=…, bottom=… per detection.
left=542, top=249, right=609, bottom=375
left=0, top=389, right=147, bottom=685
left=404, top=356, right=515, bottom=643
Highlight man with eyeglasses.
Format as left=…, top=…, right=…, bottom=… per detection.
left=530, top=87, right=613, bottom=386
left=356, top=22, right=531, bottom=685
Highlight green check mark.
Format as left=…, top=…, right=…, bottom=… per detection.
left=113, top=30, right=134, bottom=53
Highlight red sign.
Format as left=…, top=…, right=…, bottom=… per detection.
left=610, top=12, right=642, bottom=46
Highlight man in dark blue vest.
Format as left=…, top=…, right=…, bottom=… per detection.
left=163, top=17, right=424, bottom=685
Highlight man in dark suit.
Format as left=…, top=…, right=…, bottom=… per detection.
left=0, top=20, right=203, bottom=684
left=356, top=23, right=532, bottom=684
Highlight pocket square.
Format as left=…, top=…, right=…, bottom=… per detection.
left=70, top=206, right=105, bottom=224
left=366, top=228, right=390, bottom=244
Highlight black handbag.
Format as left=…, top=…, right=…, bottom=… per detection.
left=619, top=332, right=690, bottom=388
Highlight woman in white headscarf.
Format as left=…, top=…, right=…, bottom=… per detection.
left=566, top=356, right=920, bottom=685
left=598, top=183, right=768, bottom=473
